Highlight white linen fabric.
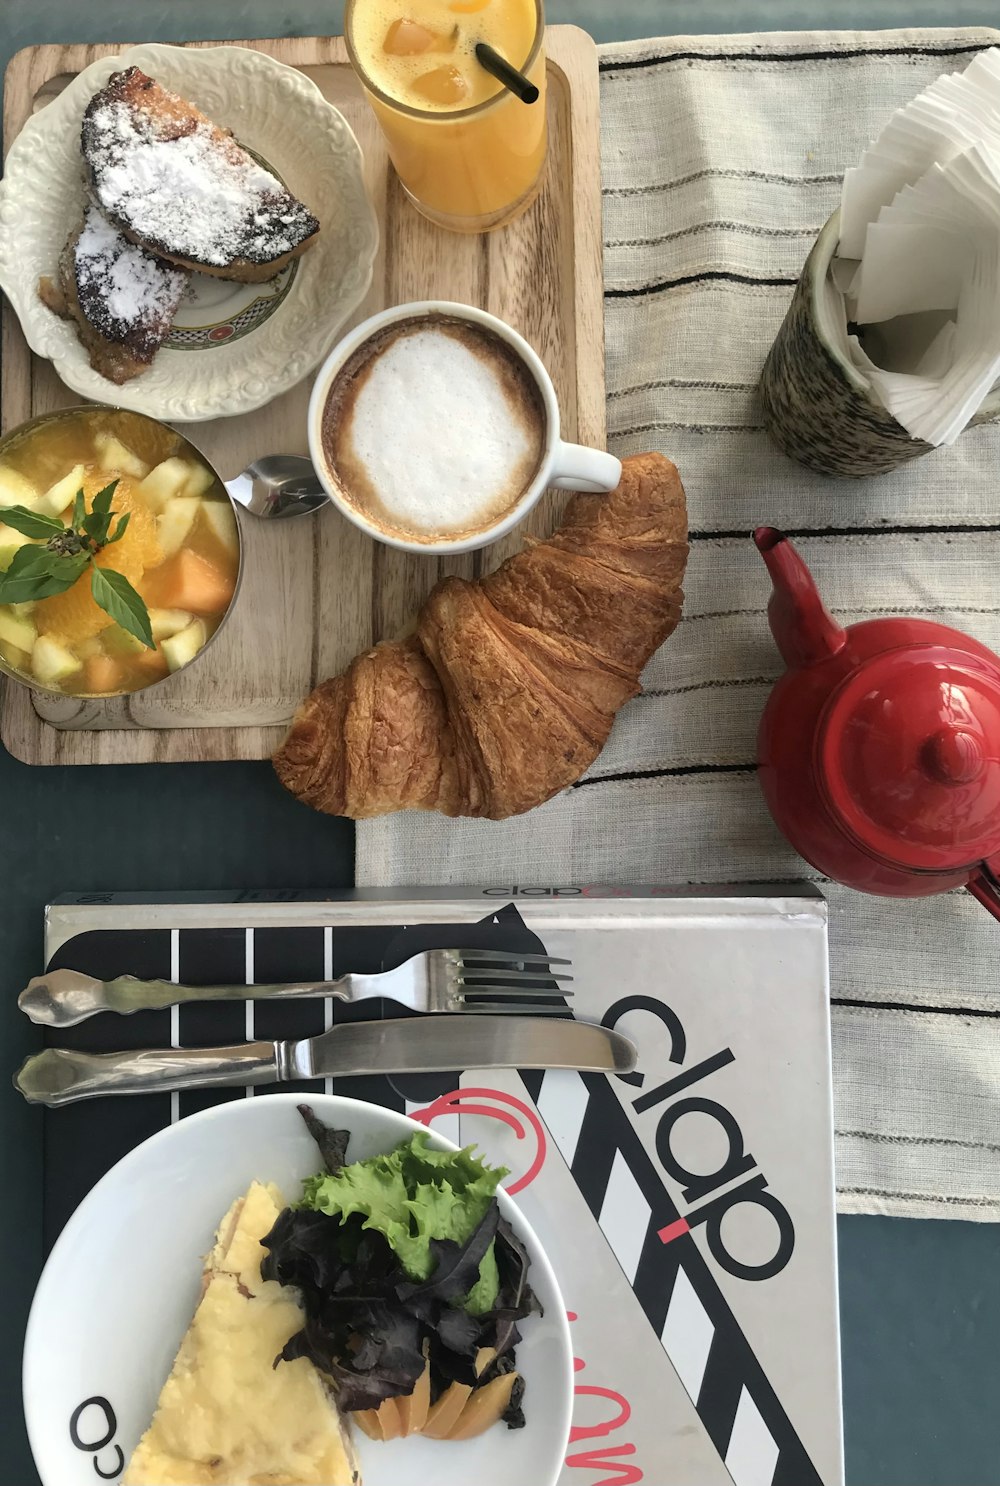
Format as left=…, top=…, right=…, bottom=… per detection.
left=357, top=28, right=1000, bottom=1222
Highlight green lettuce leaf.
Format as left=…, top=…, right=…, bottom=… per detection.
left=300, top=1130, right=508, bottom=1310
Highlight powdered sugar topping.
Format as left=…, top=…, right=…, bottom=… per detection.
left=74, top=205, right=186, bottom=351
left=84, top=94, right=316, bottom=267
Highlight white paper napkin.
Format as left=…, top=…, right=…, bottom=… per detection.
left=836, top=48, right=1000, bottom=445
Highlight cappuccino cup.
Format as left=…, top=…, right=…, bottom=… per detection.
left=308, top=301, right=621, bottom=555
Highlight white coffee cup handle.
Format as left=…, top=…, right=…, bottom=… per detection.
left=551, top=441, right=622, bottom=494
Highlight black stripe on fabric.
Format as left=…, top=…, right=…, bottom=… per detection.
left=616, top=420, right=765, bottom=437
left=832, top=996, right=1000, bottom=1020
left=599, top=42, right=988, bottom=74
left=681, top=604, right=1000, bottom=624
left=604, top=166, right=843, bottom=197
left=689, top=519, right=1000, bottom=542
left=608, top=376, right=757, bottom=399
left=840, top=1186, right=998, bottom=1208
left=607, top=270, right=798, bottom=298
left=606, top=220, right=823, bottom=249
left=837, top=1129, right=1000, bottom=1155
left=576, top=763, right=756, bottom=789
left=640, top=675, right=775, bottom=700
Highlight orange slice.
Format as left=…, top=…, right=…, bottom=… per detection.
left=36, top=468, right=162, bottom=642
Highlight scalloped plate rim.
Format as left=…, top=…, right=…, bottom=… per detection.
left=0, top=43, right=379, bottom=422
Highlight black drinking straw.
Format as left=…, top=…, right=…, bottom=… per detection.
left=475, top=42, right=539, bottom=103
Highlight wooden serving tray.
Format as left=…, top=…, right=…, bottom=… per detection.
left=0, top=29, right=604, bottom=765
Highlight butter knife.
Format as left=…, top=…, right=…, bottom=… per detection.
left=14, top=1015, right=636, bottom=1107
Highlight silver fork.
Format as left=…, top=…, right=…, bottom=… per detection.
left=18, top=947, right=574, bottom=1029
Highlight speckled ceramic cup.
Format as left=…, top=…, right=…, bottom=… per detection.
left=758, top=210, right=1000, bottom=478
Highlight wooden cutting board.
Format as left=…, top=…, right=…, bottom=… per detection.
left=0, top=29, right=605, bottom=765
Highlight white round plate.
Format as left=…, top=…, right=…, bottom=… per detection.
left=0, top=44, right=379, bottom=421
left=23, top=1094, right=573, bottom=1486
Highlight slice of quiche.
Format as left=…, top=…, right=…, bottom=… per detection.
left=123, top=1181, right=357, bottom=1486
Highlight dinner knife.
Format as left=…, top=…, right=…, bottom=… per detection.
left=14, top=1014, right=636, bottom=1107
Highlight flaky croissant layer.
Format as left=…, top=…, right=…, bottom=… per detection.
left=273, top=452, right=689, bottom=820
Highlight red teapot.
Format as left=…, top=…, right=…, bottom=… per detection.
left=754, top=526, right=1000, bottom=921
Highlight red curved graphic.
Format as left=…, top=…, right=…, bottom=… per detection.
left=410, top=1086, right=548, bottom=1194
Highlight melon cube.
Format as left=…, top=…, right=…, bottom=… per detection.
left=36, top=463, right=87, bottom=518
left=0, top=607, right=37, bottom=653
left=83, top=652, right=123, bottom=694
left=139, top=459, right=192, bottom=513
left=157, top=497, right=202, bottom=559
left=0, top=464, right=38, bottom=509
left=32, top=634, right=82, bottom=686
left=146, top=548, right=235, bottom=615
left=161, top=618, right=207, bottom=673
left=95, top=432, right=149, bottom=479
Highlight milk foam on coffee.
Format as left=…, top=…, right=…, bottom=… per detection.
left=323, top=318, right=546, bottom=541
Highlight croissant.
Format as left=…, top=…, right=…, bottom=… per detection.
left=273, top=451, right=688, bottom=820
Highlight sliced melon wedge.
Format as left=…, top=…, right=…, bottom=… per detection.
left=448, top=1370, right=520, bottom=1440
left=421, top=1382, right=474, bottom=1440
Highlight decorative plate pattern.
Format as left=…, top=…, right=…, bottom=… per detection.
left=0, top=44, right=379, bottom=421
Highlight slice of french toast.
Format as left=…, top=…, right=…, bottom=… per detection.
left=81, top=66, right=320, bottom=284
left=38, top=205, right=189, bottom=384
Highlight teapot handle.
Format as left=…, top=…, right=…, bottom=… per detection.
left=967, top=870, right=1000, bottom=924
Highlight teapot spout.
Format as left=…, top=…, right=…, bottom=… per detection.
left=754, top=526, right=847, bottom=669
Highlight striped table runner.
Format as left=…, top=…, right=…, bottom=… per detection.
left=357, top=27, right=1000, bottom=1223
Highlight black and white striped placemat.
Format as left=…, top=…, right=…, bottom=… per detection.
left=40, top=893, right=840, bottom=1485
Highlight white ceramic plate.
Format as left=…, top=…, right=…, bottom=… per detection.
left=0, top=44, right=379, bottom=420
left=23, top=1094, right=573, bottom=1486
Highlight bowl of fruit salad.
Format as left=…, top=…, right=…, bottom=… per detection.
left=0, top=405, right=241, bottom=697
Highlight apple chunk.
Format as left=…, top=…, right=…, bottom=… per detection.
left=36, top=464, right=86, bottom=518
left=0, top=464, right=38, bottom=509
left=139, top=458, right=192, bottom=513
left=157, top=497, right=202, bottom=559
left=95, top=432, right=149, bottom=479
left=32, top=635, right=82, bottom=686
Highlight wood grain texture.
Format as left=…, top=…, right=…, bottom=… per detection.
left=0, top=29, right=605, bottom=765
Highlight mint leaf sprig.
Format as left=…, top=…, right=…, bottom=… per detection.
left=0, top=480, right=153, bottom=649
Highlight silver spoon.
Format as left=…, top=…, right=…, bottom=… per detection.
left=225, top=454, right=331, bottom=520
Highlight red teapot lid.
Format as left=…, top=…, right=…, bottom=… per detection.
left=818, top=646, right=1000, bottom=873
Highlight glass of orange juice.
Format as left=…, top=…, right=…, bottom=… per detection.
left=345, top=0, right=547, bottom=234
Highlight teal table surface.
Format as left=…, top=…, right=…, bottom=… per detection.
left=3, top=4, right=1000, bottom=1485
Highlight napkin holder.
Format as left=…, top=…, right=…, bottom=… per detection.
left=758, top=210, right=1000, bottom=477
